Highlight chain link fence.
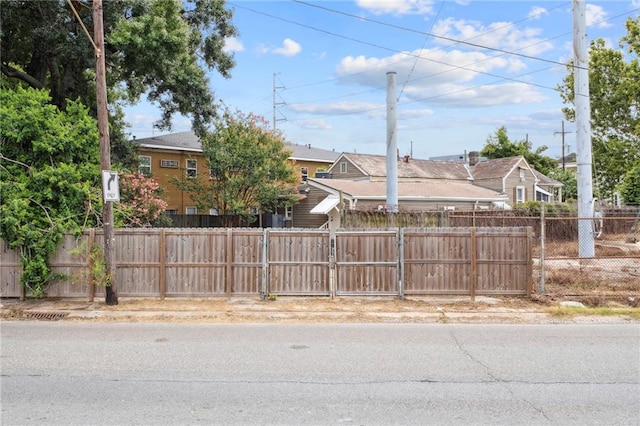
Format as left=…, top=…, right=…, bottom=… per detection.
left=449, top=207, right=640, bottom=300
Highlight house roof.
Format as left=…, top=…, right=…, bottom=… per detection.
left=135, top=131, right=201, bottom=152
left=308, top=178, right=507, bottom=201
left=287, top=143, right=341, bottom=163
left=332, top=152, right=472, bottom=181
left=135, top=131, right=340, bottom=163
left=470, top=156, right=528, bottom=180
left=532, top=169, right=563, bottom=187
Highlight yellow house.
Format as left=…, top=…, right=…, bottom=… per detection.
left=135, top=131, right=340, bottom=216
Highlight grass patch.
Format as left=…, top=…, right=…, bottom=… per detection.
left=547, top=306, right=640, bottom=319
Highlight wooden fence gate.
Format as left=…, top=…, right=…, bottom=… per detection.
left=0, top=227, right=533, bottom=299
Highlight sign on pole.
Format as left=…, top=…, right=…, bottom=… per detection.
left=101, top=170, right=120, bottom=202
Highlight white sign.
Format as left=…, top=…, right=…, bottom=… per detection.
left=102, top=170, right=120, bottom=202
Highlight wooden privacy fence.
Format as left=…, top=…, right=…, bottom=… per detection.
left=0, top=227, right=534, bottom=299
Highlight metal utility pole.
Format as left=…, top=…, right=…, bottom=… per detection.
left=272, top=73, right=285, bottom=132
left=554, top=121, right=572, bottom=171
left=573, top=0, right=595, bottom=258
left=94, top=0, right=118, bottom=304
left=386, top=71, right=398, bottom=213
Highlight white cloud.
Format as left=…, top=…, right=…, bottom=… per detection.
left=223, top=37, right=244, bottom=53
left=335, top=48, right=523, bottom=89
left=528, top=6, right=548, bottom=20
left=432, top=18, right=554, bottom=57
left=585, top=4, right=611, bottom=29
left=405, top=82, right=547, bottom=108
left=288, top=101, right=381, bottom=116
left=356, top=0, right=434, bottom=16
left=257, top=39, right=302, bottom=57
left=295, top=118, right=332, bottom=130
left=273, top=39, right=302, bottom=57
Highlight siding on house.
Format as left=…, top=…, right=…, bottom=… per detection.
left=135, top=132, right=340, bottom=216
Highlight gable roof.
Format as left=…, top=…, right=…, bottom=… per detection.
left=532, top=169, right=563, bottom=187
left=135, top=131, right=340, bottom=162
left=471, top=156, right=529, bottom=180
left=330, top=152, right=472, bottom=181
left=308, top=178, right=506, bottom=202
left=136, top=131, right=201, bottom=152
left=287, top=143, right=340, bottom=163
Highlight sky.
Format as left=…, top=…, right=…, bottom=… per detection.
left=123, top=0, right=640, bottom=160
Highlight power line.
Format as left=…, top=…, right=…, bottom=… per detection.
left=292, top=0, right=580, bottom=69
left=230, top=2, right=562, bottom=94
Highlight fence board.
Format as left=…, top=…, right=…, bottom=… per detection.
left=0, top=239, right=22, bottom=298
left=335, top=230, right=399, bottom=295
left=1, top=227, right=534, bottom=299
left=267, top=229, right=330, bottom=295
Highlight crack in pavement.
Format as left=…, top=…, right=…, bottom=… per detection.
left=450, top=331, right=553, bottom=423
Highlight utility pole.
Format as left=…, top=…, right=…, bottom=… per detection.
left=573, top=0, right=595, bottom=259
left=386, top=71, right=398, bottom=213
left=554, top=121, right=572, bottom=171
left=272, top=73, right=286, bottom=132
left=94, top=0, right=117, bottom=305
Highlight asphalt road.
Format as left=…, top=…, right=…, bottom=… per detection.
left=1, top=322, right=639, bottom=425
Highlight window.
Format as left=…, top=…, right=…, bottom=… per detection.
left=519, top=168, right=525, bottom=181
left=165, top=209, right=178, bottom=215
left=339, top=162, right=347, bottom=173
left=516, top=186, right=525, bottom=203
left=186, top=206, right=197, bottom=215
left=138, top=156, right=151, bottom=175
left=210, top=168, right=219, bottom=179
left=160, top=159, right=179, bottom=168
left=301, top=167, right=308, bottom=182
left=209, top=208, right=219, bottom=216
left=186, top=159, right=197, bottom=178
left=285, top=206, right=293, bottom=220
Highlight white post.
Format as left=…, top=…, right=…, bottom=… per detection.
left=386, top=71, right=398, bottom=213
left=573, top=0, right=595, bottom=258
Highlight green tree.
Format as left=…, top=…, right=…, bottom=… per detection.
left=559, top=17, right=640, bottom=199
left=0, top=0, right=237, bottom=162
left=172, top=105, right=299, bottom=226
left=546, top=168, right=577, bottom=201
left=0, top=86, right=100, bottom=297
left=116, top=171, right=173, bottom=227
left=618, top=160, right=640, bottom=204
left=480, top=126, right=558, bottom=175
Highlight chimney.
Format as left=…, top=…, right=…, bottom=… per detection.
left=469, top=151, right=480, bottom=166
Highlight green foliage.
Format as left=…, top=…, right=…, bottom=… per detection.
left=0, top=86, right=100, bottom=296
left=0, top=0, right=237, bottom=145
left=559, top=17, right=640, bottom=199
left=480, top=126, right=558, bottom=175
left=618, top=160, right=640, bottom=204
left=172, top=105, right=299, bottom=225
left=546, top=168, right=577, bottom=201
left=115, top=171, right=171, bottom=227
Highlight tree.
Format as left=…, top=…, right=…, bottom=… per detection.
left=618, top=160, right=640, bottom=204
left=559, top=17, right=640, bottom=199
left=0, top=86, right=100, bottom=297
left=116, top=171, right=172, bottom=227
left=0, top=0, right=237, bottom=158
left=480, top=126, right=558, bottom=175
left=546, top=168, right=577, bottom=201
left=172, top=105, right=299, bottom=226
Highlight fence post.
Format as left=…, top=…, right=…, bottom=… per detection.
left=88, top=229, right=95, bottom=302
left=398, top=228, right=404, bottom=300
left=226, top=228, right=233, bottom=297
left=329, top=229, right=336, bottom=298
left=261, top=228, right=268, bottom=299
left=159, top=229, right=166, bottom=300
left=539, top=206, right=546, bottom=294
left=470, top=227, right=477, bottom=302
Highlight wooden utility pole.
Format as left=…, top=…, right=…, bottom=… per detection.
left=554, top=121, right=572, bottom=171
left=93, top=0, right=117, bottom=305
